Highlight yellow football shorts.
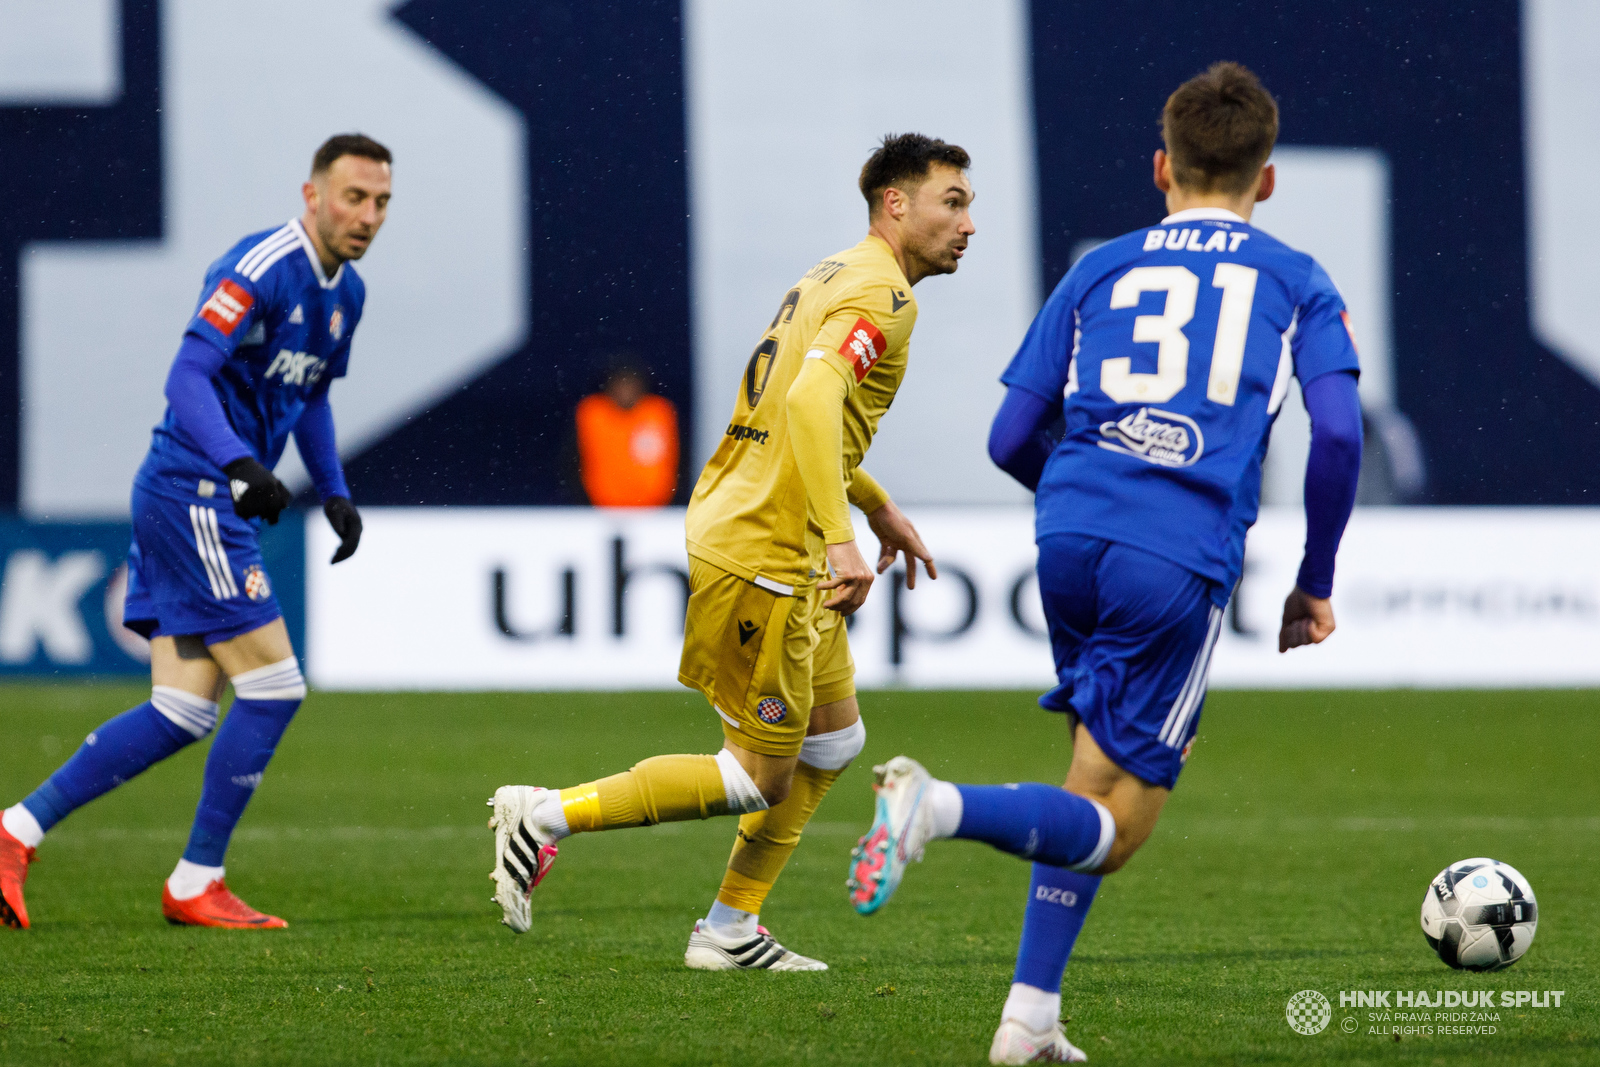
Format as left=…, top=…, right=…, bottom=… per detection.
left=678, top=556, right=856, bottom=757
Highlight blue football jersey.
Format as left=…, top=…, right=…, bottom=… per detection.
left=138, top=218, right=365, bottom=494
left=1003, top=208, right=1361, bottom=601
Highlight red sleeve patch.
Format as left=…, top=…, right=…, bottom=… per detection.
left=837, top=317, right=887, bottom=383
left=1339, top=310, right=1360, bottom=352
left=199, top=279, right=255, bottom=335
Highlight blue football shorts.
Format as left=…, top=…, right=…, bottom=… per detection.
left=122, top=482, right=283, bottom=646
left=1035, top=533, right=1224, bottom=790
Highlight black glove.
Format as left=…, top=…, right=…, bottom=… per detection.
left=224, top=457, right=294, bottom=524
left=324, top=496, right=362, bottom=563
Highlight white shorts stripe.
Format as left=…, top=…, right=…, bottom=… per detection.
left=205, top=507, right=239, bottom=598
left=189, top=505, right=226, bottom=599
left=1161, top=606, right=1223, bottom=748
left=234, top=225, right=295, bottom=276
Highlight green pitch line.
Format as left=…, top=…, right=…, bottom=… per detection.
left=0, top=687, right=1594, bottom=1066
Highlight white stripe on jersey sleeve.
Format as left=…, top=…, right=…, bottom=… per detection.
left=245, top=240, right=301, bottom=282
left=234, top=225, right=296, bottom=277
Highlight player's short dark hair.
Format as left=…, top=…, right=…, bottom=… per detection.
left=311, top=133, right=392, bottom=178
left=1161, top=62, right=1278, bottom=194
left=859, top=133, right=971, bottom=216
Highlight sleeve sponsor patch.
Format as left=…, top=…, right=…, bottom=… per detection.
left=1339, top=309, right=1360, bottom=352
left=838, top=317, right=887, bottom=382
left=199, top=279, right=255, bottom=335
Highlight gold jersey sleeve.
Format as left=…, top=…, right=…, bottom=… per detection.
left=685, top=235, right=918, bottom=590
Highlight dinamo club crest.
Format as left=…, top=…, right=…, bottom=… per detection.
left=243, top=565, right=272, bottom=602
left=329, top=306, right=345, bottom=342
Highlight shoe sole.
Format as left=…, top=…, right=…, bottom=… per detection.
left=848, top=760, right=926, bottom=915
left=0, top=891, right=25, bottom=930
left=684, top=933, right=828, bottom=972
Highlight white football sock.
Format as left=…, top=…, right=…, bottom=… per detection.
left=705, top=899, right=758, bottom=939
left=167, top=858, right=224, bottom=900
left=2, top=804, right=44, bottom=848
left=1002, top=982, right=1062, bottom=1034
left=533, top=789, right=571, bottom=842
left=928, top=779, right=963, bottom=839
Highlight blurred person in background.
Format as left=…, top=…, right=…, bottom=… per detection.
left=576, top=362, right=679, bottom=507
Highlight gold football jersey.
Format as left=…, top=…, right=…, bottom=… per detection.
left=685, top=235, right=918, bottom=590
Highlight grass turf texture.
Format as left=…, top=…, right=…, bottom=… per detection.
left=0, top=687, right=1594, bottom=1066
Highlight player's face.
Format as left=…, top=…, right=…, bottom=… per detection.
left=903, top=165, right=975, bottom=277
left=311, top=156, right=391, bottom=263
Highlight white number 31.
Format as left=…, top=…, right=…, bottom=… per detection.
left=1101, top=263, right=1259, bottom=406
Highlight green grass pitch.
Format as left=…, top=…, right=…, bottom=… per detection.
left=0, top=685, right=1595, bottom=1066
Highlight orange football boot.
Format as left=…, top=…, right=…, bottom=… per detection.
left=162, top=879, right=287, bottom=929
left=0, top=824, right=36, bottom=929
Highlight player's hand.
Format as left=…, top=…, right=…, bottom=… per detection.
left=224, top=457, right=295, bottom=525
left=323, top=496, right=362, bottom=564
left=866, top=500, right=938, bottom=589
left=1279, top=587, right=1335, bottom=652
left=820, top=539, right=874, bottom=615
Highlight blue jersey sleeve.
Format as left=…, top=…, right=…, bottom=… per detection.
left=185, top=261, right=271, bottom=355
left=1289, top=260, right=1362, bottom=385
left=1001, top=269, right=1083, bottom=402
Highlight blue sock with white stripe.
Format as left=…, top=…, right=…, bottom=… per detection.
left=183, top=658, right=305, bottom=866
left=951, top=783, right=1115, bottom=870
left=20, top=688, right=219, bottom=833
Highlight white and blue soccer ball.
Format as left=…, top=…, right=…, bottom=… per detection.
left=1420, top=858, right=1537, bottom=971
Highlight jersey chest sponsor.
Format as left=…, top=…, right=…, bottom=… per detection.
left=1096, top=406, right=1204, bottom=467
left=725, top=423, right=769, bottom=445
left=263, top=348, right=329, bottom=387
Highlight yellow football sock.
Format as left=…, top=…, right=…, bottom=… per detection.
left=717, top=760, right=843, bottom=913
left=558, top=754, right=728, bottom=833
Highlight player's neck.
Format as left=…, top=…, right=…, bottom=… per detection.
left=865, top=224, right=925, bottom=287
left=1163, top=189, right=1256, bottom=223
left=298, top=211, right=344, bottom=276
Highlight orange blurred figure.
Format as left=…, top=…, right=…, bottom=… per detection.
left=576, top=366, right=679, bottom=507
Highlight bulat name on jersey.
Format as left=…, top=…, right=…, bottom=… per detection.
left=264, top=348, right=329, bottom=387
left=1143, top=228, right=1251, bottom=253
left=725, top=423, right=769, bottom=445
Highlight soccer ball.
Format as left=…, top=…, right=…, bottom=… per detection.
left=1420, top=858, right=1537, bottom=971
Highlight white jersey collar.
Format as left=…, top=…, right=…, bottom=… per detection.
left=1160, top=207, right=1247, bottom=225
left=289, top=218, right=345, bottom=289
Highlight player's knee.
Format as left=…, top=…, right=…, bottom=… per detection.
left=230, top=656, right=306, bottom=704
left=1095, top=817, right=1156, bottom=874
left=799, top=718, right=865, bottom=771
left=150, top=685, right=220, bottom=740
left=756, top=775, right=792, bottom=807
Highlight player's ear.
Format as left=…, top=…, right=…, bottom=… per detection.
left=1254, top=163, right=1275, bottom=203
left=302, top=179, right=319, bottom=213
left=1152, top=150, right=1172, bottom=194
